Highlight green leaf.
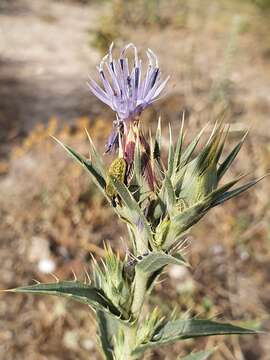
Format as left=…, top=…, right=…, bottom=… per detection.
left=136, top=251, right=188, bottom=274
left=133, top=319, right=258, bottom=354
left=52, top=137, right=106, bottom=193
left=110, top=176, right=149, bottom=228
left=96, top=311, right=118, bottom=360
left=161, top=202, right=207, bottom=249
left=179, top=350, right=214, bottom=360
left=179, top=125, right=207, bottom=167
left=109, top=176, right=153, bottom=252
left=217, top=132, right=248, bottom=181
left=204, top=175, right=245, bottom=205
left=85, top=128, right=106, bottom=179
left=153, top=319, right=257, bottom=342
left=211, top=175, right=265, bottom=207
left=8, top=281, right=125, bottom=319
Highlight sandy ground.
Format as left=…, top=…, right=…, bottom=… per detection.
left=0, top=0, right=108, bottom=157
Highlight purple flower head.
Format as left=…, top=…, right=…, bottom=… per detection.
left=88, top=43, right=169, bottom=122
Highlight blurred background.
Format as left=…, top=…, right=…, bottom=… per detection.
left=0, top=0, right=270, bottom=359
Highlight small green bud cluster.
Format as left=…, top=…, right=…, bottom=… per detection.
left=93, top=245, right=132, bottom=318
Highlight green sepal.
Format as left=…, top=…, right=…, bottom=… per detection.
left=177, top=124, right=227, bottom=205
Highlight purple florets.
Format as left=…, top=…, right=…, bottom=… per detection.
left=88, top=43, right=169, bottom=123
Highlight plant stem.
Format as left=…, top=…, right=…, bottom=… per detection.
left=131, top=269, right=148, bottom=317
left=122, top=269, right=148, bottom=359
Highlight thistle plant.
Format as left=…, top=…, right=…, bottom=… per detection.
left=6, top=44, right=263, bottom=360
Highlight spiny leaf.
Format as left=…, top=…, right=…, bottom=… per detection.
left=153, top=319, right=258, bottom=342
left=212, top=175, right=266, bottom=207
left=213, top=125, right=230, bottom=165
left=7, top=281, right=125, bottom=320
left=160, top=201, right=207, bottom=249
left=96, top=311, right=118, bottom=360
left=85, top=128, right=106, bottom=179
left=179, top=124, right=207, bottom=168
left=204, top=174, right=246, bottom=205
left=52, top=137, right=106, bottom=193
left=217, top=132, right=248, bottom=181
left=136, top=251, right=188, bottom=274
left=133, top=319, right=258, bottom=354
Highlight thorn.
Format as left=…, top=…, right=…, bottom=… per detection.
left=100, top=258, right=106, bottom=271
left=32, top=279, right=41, bottom=284
left=84, top=266, right=92, bottom=285
left=85, top=127, right=94, bottom=146
left=181, top=110, right=185, bottom=124
left=89, top=252, right=97, bottom=264
left=71, top=268, right=77, bottom=282
left=50, top=273, right=60, bottom=283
